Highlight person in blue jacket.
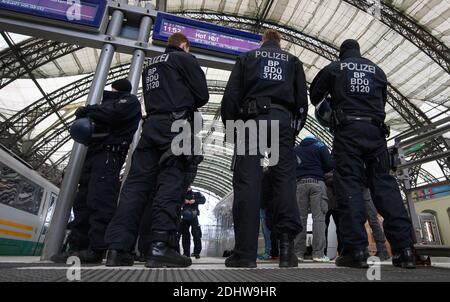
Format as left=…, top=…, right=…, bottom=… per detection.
left=294, top=135, right=334, bottom=262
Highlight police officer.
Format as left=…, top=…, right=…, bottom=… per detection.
left=51, top=78, right=142, bottom=264
left=310, top=39, right=415, bottom=269
left=180, top=187, right=206, bottom=259
left=104, top=33, right=209, bottom=268
left=221, top=29, right=307, bottom=268
left=137, top=156, right=203, bottom=260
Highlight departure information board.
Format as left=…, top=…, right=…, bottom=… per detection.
left=153, top=12, right=262, bottom=56
left=0, top=0, right=106, bottom=29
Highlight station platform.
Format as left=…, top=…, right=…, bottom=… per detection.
left=1, top=257, right=449, bottom=282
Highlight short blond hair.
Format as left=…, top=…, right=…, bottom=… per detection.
left=263, top=29, right=281, bottom=44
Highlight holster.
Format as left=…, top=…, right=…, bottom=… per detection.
left=330, top=109, right=390, bottom=138
left=171, top=110, right=192, bottom=122
left=240, top=97, right=271, bottom=119
left=388, top=146, right=399, bottom=171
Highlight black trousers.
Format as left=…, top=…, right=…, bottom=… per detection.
left=136, top=189, right=157, bottom=256
left=232, top=109, right=302, bottom=260
left=67, top=148, right=125, bottom=251
left=105, top=116, right=187, bottom=251
left=137, top=158, right=198, bottom=256
left=333, top=122, right=413, bottom=254
left=180, top=217, right=202, bottom=256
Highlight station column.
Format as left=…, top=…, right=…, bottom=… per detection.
left=41, top=0, right=128, bottom=261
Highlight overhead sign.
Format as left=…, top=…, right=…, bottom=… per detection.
left=0, top=0, right=106, bottom=29
left=153, top=12, right=262, bottom=56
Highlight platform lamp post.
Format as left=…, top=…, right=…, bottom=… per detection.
left=41, top=0, right=129, bottom=261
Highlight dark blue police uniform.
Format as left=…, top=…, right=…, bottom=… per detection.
left=221, top=40, right=308, bottom=268
left=104, top=45, right=209, bottom=268
left=180, top=189, right=206, bottom=257
left=310, top=40, right=415, bottom=268
left=66, top=90, right=142, bottom=256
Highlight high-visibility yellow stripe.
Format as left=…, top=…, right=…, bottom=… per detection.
left=0, top=229, right=32, bottom=239
left=0, top=219, right=34, bottom=231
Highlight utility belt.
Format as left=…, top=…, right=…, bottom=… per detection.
left=239, top=97, right=291, bottom=119
left=101, top=142, right=130, bottom=155
left=146, top=109, right=193, bottom=122
left=331, top=109, right=390, bottom=137
left=298, top=178, right=320, bottom=184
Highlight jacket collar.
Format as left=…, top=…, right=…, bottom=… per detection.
left=165, top=45, right=185, bottom=54
left=261, top=40, right=281, bottom=49
left=340, top=49, right=362, bottom=60
left=102, top=90, right=128, bottom=101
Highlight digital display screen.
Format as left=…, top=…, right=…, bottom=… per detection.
left=0, top=0, right=106, bottom=28
left=153, top=13, right=262, bottom=56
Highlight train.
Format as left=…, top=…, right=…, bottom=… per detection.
left=0, top=146, right=59, bottom=256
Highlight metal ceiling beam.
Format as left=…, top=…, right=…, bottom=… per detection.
left=0, top=38, right=83, bottom=90
left=179, top=11, right=450, bottom=181
left=0, top=12, right=441, bottom=131
left=1, top=32, right=68, bottom=129
left=0, top=9, right=447, bottom=189
left=0, top=64, right=131, bottom=145
left=254, top=0, right=274, bottom=33
left=156, top=0, right=167, bottom=12
left=343, top=0, right=450, bottom=73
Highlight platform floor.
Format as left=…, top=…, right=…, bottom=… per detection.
left=1, top=257, right=449, bottom=282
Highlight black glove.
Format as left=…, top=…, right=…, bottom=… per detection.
left=75, top=106, right=89, bottom=118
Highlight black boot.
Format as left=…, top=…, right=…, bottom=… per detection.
left=105, top=250, right=134, bottom=267
left=335, top=250, right=369, bottom=269
left=50, top=250, right=76, bottom=264
left=146, top=241, right=192, bottom=268
left=279, top=234, right=298, bottom=268
left=191, top=253, right=201, bottom=259
left=134, top=252, right=146, bottom=263
left=225, top=253, right=256, bottom=268
left=392, top=247, right=416, bottom=269
left=75, top=249, right=105, bottom=264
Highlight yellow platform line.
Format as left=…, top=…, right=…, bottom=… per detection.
left=0, top=229, right=32, bottom=239
left=0, top=219, right=34, bottom=231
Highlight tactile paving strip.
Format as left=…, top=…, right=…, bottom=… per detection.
left=1, top=262, right=449, bottom=282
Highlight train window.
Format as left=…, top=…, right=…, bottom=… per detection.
left=0, top=164, right=21, bottom=208
left=0, top=163, right=44, bottom=215
left=42, top=193, right=58, bottom=235
left=45, top=193, right=57, bottom=223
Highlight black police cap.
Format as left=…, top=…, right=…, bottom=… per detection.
left=111, top=78, right=132, bottom=93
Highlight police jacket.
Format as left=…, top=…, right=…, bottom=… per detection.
left=142, top=45, right=209, bottom=115
left=221, top=40, right=308, bottom=125
left=75, top=90, right=142, bottom=145
left=294, top=137, right=334, bottom=181
left=310, top=48, right=388, bottom=123
left=182, top=190, right=206, bottom=218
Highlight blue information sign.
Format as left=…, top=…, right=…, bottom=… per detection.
left=0, top=0, right=106, bottom=29
left=153, top=12, right=262, bottom=56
